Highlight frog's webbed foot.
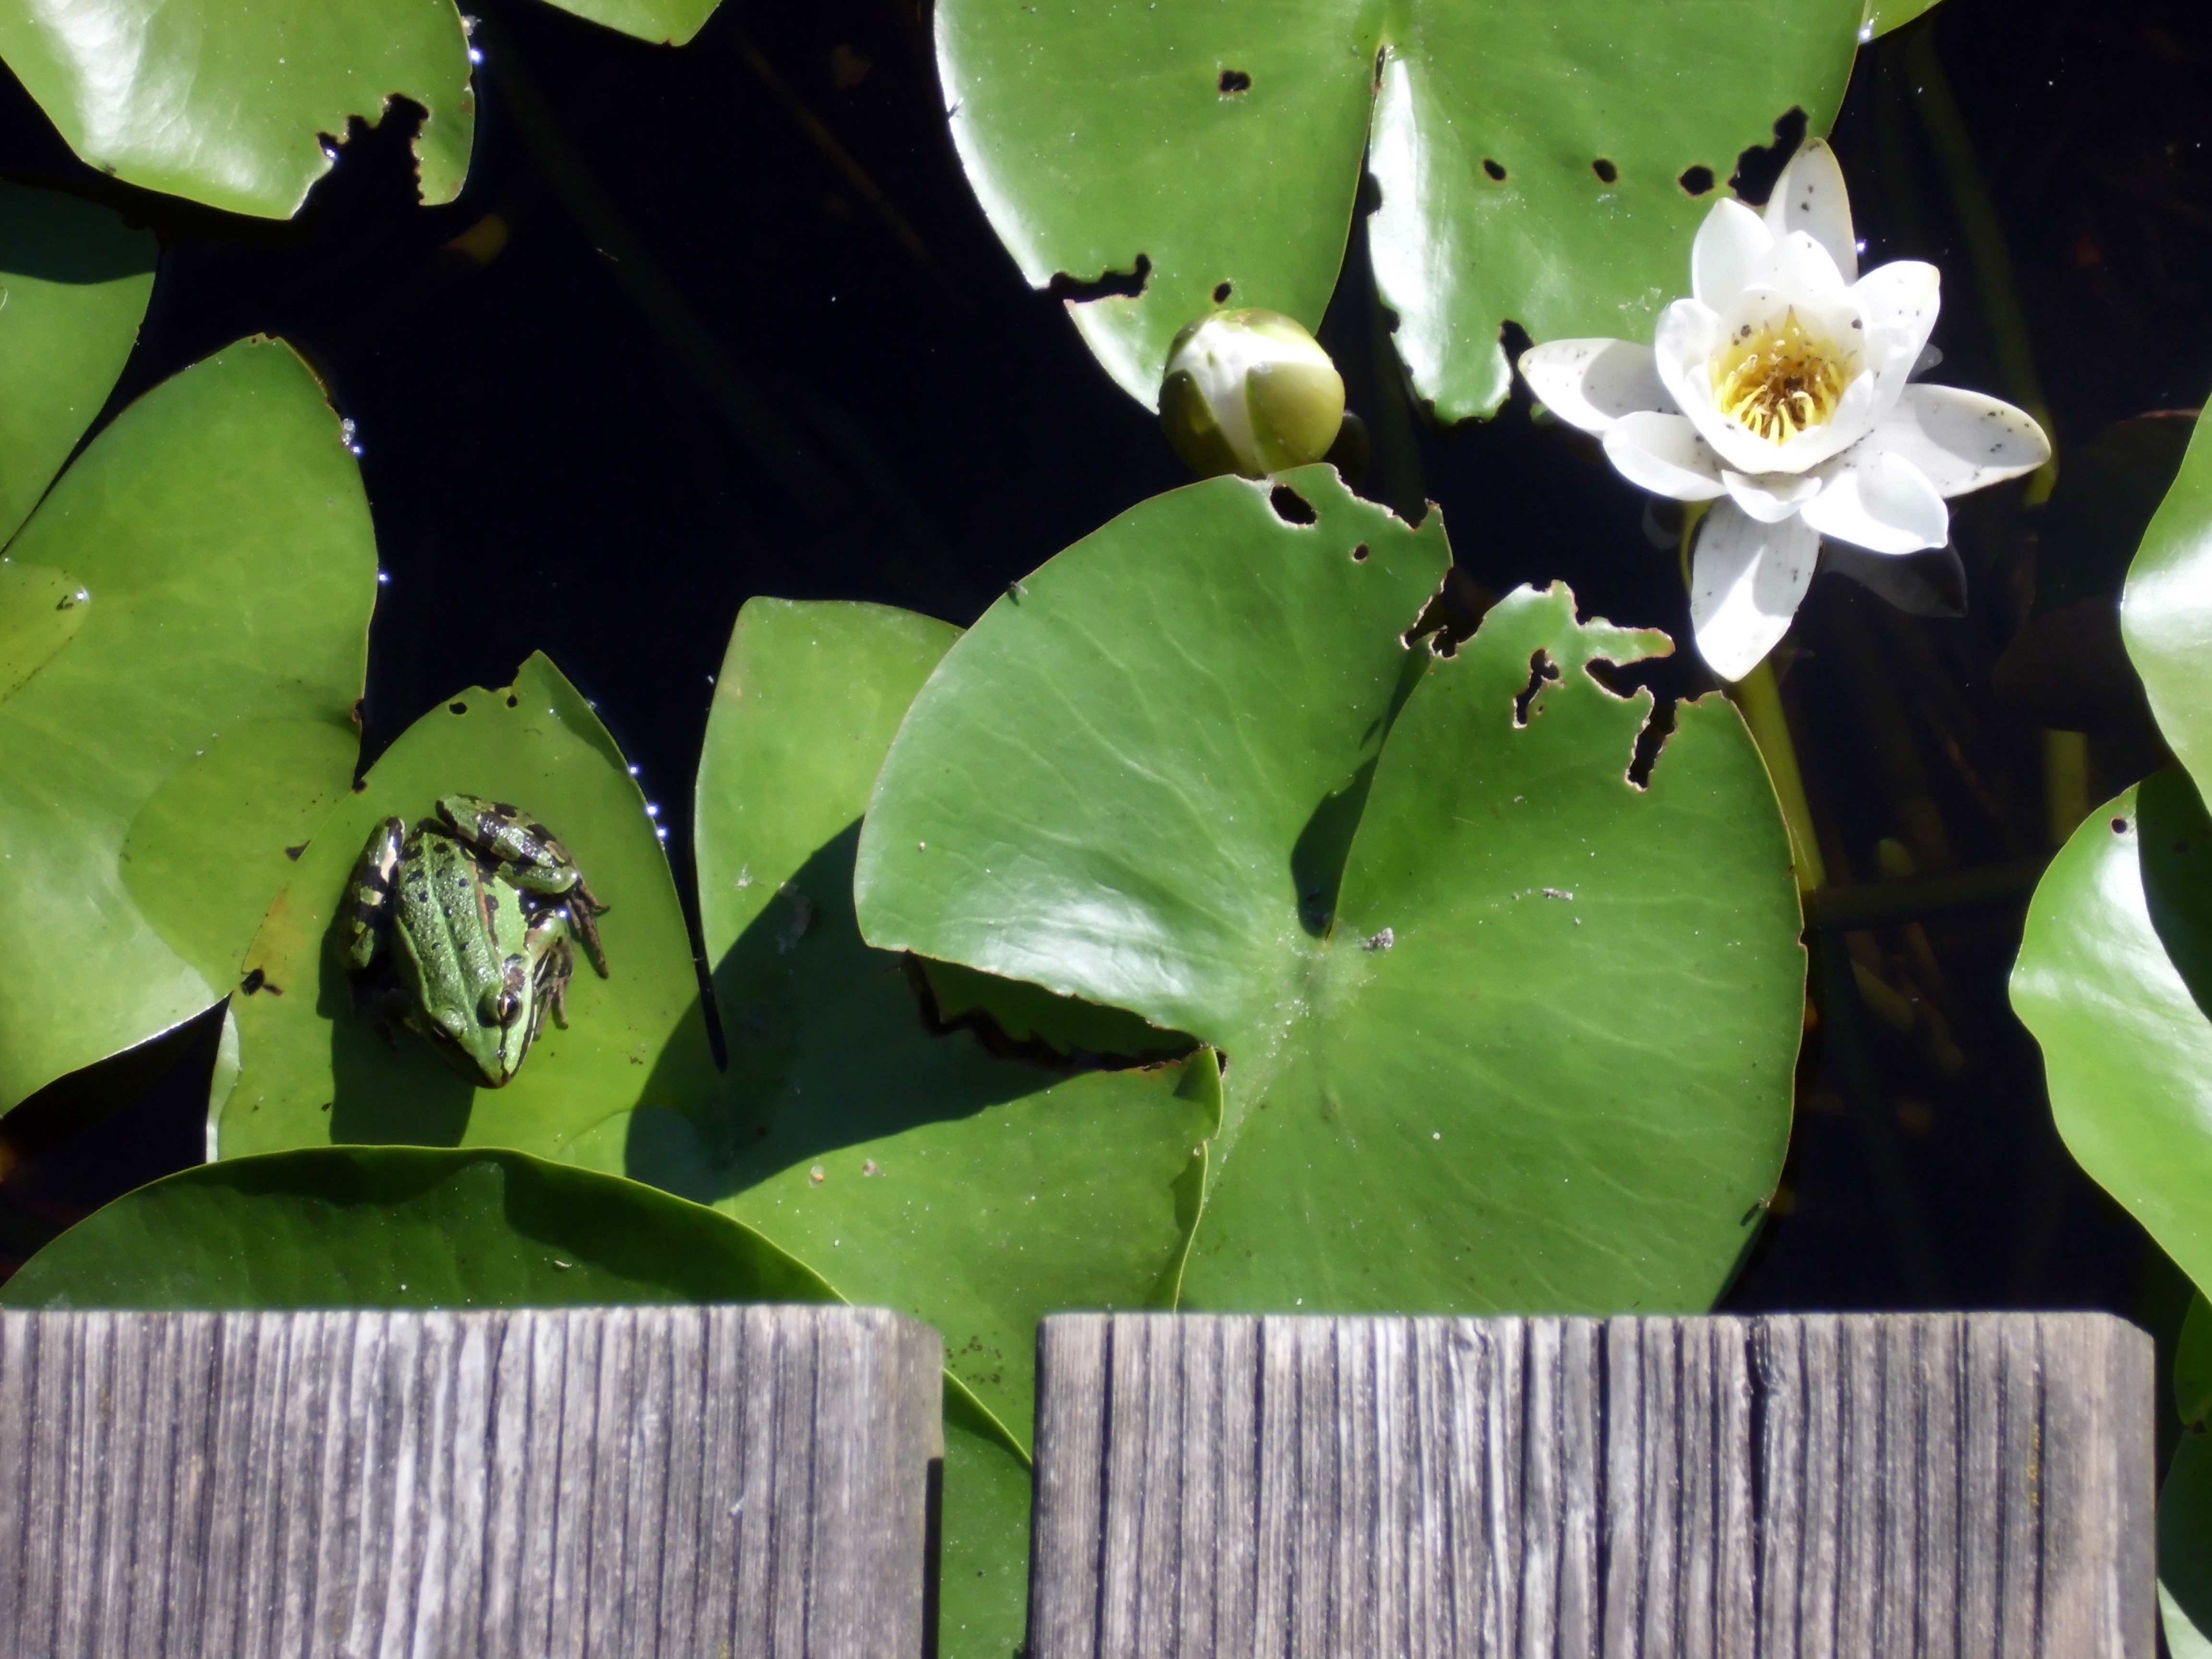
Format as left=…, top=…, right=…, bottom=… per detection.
left=535, top=935, right=575, bottom=1031
left=564, top=897, right=610, bottom=979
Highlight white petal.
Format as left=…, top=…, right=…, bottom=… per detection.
left=1518, top=338, right=1670, bottom=434
left=1801, top=449, right=1950, bottom=553
left=1744, top=228, right=1849, bottom=300
left=1690, top=502, right=1820, bottom=681
left=1652, top=298, right=1720, bottom=413
left=1850, top=260, right=1942, bottom=418
left=1763, top=138, right=1858, bottom=285
left=1723, top=468, right=1823, bottom=524
left=1602, top=411, right=1727, bottom=501
left=1858, top=383, right=2051, bottom=497
left=1692, top=199, right=1775, bottom=309
left=1660, top=299, right=1790, bottom=476
left=1911, top=342, right=1943, bottom=380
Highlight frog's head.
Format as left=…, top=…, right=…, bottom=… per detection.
left=423, top=954, right=536, bottom=1088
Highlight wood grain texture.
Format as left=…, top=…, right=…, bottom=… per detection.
left=0, top=1304, right=941, bottom=1659
left=1030, top=1312, right=2153, bottom=1659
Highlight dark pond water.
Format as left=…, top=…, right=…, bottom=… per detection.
left=2, top=0, right=2209, bottom=1370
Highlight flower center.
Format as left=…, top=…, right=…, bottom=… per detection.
left=1710, top=310, right=1853, bottom=444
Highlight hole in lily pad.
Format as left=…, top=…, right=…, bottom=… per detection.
left=448, top=701, right=467, bottom=715
left=1350, top=542, right=1369, bottom=563
left=1627, top=698, right=1679, bottom=791
left=1514, top=650, right=1562, bottom=726
left=1680, top=165, right=1717, bottom=196
left=1592, top=158, right=1618, bottom=184
left=1047, top=254, right=1152, bottom=304
left=2112, top=816, right=2132, bottom=834
left=1268, top=484, right=1318, bottom=526
left=1213, top=281, right=1233, bottom=303
left=1482, top=157, right=1507, bottom=182
left=1217, top=68, right=1251, bottom=96
left=1402, top=567, right=1491, bottom=657
left=1730, top=108, right=1808, bottom=206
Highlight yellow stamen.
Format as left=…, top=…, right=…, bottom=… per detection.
left=1711, top=309, right=1853, bottom=444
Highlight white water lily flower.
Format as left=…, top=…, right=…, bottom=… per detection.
left=1519, top=139, right=2050, bottom=681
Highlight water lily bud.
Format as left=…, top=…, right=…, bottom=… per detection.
left=1159, top=309, right=1346, bottom=480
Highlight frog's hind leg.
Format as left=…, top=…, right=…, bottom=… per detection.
left=558, top=889, right=610, bottom=979
left=440, top=794, right=611, bottom=978
left=340, top=817, right=406, bottom=971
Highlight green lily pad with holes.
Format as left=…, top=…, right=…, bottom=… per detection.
left=936, top=0, right=1862, bottom=413
left=2124, top=408, right=2212, bottom=801
left=561, top=597, right=1215, bottom=1450
left=2013, top=771, right=2212, bottom=1305
left=0, top=1144, right=836, bottom=1309
left=0, top=338, right=375, bottom=1115
left=214, top=651, right=719, bottom=1161
left=0, top=0, right=724, bottom=220
left=857, top=465, right=1804, bottom=1315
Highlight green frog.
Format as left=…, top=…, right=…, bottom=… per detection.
left=340, top=793, right=610, bottom=1087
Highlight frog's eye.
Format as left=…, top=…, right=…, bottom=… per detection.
left=480, top=983, right=524, bottom=1027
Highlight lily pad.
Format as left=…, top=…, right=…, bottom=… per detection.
left=2013, top=771, right=2212, bottom=1305
left=1863, top=0, right=1944, bottom=34
left=2184, top=1294, right=2212, bottom=1431
left=0, top=0, right=726, bottom=220
left=0, top=183, right=155, bottom=550
left=215, top=651, right=718, bottom=1161
left=547, top=0, right=724, bottom=46
left=2123, top=409, right=2212, bottom=800
left=0, top=339, right=375, bottom=1114
left=0, top=1144, right=836, bottom=1310
left=936, top=0, right=1862, bottom=413
left=939, top=1391, right=1037, bottom=1659
left=0, top=0, right=476, bottom=220
left=2167, top=1433, right=2212, bottom=1659
left=857, top=465, right=1803, bottom=1315
left=576, top=597, right=1215, bottom=1445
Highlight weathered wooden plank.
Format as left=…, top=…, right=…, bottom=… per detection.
left=1030, top=1312, right=2154, bottom=1659
left=0, top=1305, right=940, bottom=1659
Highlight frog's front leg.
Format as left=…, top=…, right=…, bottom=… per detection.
left=340, top=817, right=407, bottom=971
left=436, top=794, right=611, bottom=976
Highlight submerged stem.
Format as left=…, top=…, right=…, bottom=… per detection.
left=1681, top=503, right=1828, bottom=892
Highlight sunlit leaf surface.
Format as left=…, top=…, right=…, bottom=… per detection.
left=2014, top=771, right=2212, bottom=1307
left=937, top=0, right=1862, bottom=413
left=0, top=339, right=374, bottom=1113
left=2125, top=410, right=2212, bottom=802
left=859, top=465, right=1804, bottom=1316
left=0, top=0, right=728, bottom=218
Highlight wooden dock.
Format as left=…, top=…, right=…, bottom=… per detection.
left=0, top=1307, right=2152, bottom=1656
